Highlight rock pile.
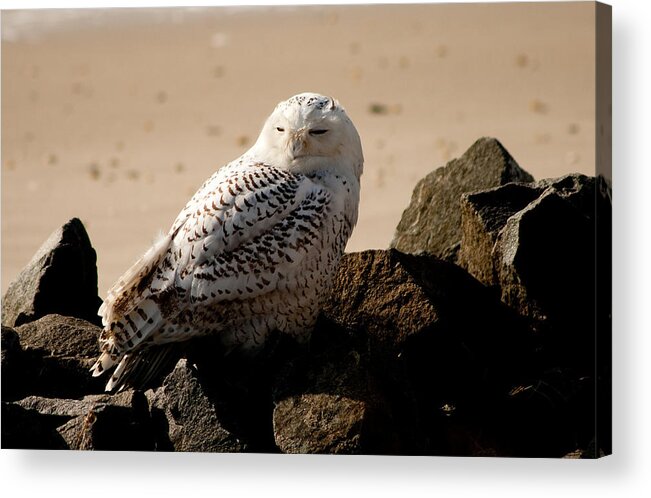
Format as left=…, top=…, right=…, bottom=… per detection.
left=1, top=137, right=611, bottom=457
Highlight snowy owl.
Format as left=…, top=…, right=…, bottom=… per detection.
left=91, top=92, right=364, bottom=392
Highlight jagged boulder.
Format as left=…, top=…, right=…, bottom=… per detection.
left=1, top=218, right=103, bottom=328
left=55, top=391, right=153, bottom=450
left=272, top=326, right=403, bottom=455
left=1, top=402, right=69, bottom=450
left=16, top=313, right=100, bottom=358
left=321, top=249, right=533, bottom=456
left=2, top=391, right=152, bottom=450
left=11, top=314, right=105, bottom=399
left=458, top=174, right=610, bottom=371
left=457, top=173, right=612, bottom=456
left=322, top=249, right=529, bottom=378
left=1, top=326, right=26, bottom=400
left=391, top=137, right=534, bottom=261
left=146, top=359, right=250, bottom=453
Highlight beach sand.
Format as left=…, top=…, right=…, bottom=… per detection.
left=2, top=3, right=596, bottom=297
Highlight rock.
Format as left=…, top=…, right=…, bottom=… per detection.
left=458, top=174, right=610, bottom=371
left=322, top=249, right=533, bottom=455
left=323, top=249, right=528, bottom=372
left=1, top=402, right=68, bottom=449
left=1, top=218, right=103, bottom=328
left=457, top=174, right=612, bottom=456
left=147, top=359, right=249, bottom=453
left=11, top=314, right=105, bottom=398
left=391, top=137, right=534, bottom=260
left=458, top=182, right=545, bottom=286
left=1, top=326, right=27, bottom=401
left=495, top=367, right=599, bottom=458
left=15, top=314, right=100, bottom=358
left=3, top=391, right=154, bottom=450
left=1, top=326, right=22, bottom=364
left=15, top=391, right=136, bottom=416
left=272, top=327, right=402, bottom=455
left=323, top=250, right=439, bottom=354
left=55, top=391, right=153, bottom=451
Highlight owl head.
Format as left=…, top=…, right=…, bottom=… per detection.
left=251, top=92, right=364, bottom=182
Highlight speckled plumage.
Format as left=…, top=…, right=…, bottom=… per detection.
left=91, top=93, right=364, bottom=391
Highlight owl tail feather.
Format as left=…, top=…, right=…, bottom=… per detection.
left=103, top=345, right=181, bottom=392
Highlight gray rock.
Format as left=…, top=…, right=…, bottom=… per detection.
left=147, top=359, right=248, bottom=453
left=12, top=314, right=105, bottom=398
left=16, top=391, right=136, bottom=417
left=457, top=173, right=611, bottom=457
left=54, top=390, right=153, bottom=451
left=1, top=402, right=68, bottom=449
left=1, top=326, right=25, bottom=400
left=321, top=249, right=531, bottom=455
left=16, top=313, right=100, bottom=358
left=458, top=174, right=608, bottom=366
left=272, top=338, right=399, bottom=455
left=1, top=326, right=22, bottom=364
left=1, top=326, right=31, bottom=402
left=322, top=249, right=524, bottom=362
left=1, top=218, right=102, bottom=328
left=390, top=137, right=534, bottom=260
left=2, top=390, right=150, bottom=450
left=458, top=182, right=544, bottom=286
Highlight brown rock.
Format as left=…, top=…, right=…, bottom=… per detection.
left=3, top=390, right=151, bottom=450
left=1, top=218, right=103, bottom=327
left=146, top=359, right=249, bottom=453
left=322, top=249, right=526, bottom=366
left=1, top=402, right=68, bottom=449
left=459, top=174, right=606, bottom=317
left=322, top=249, right=532, bottom=455
left=1, top=326, right=26, bottom=401
left=11, top=314, right=105, bottom=398
left=272, top=334, right=400, bottom=455
left=55, top=390, right=153, bottom=451
left=457, top=174, right=612, bottom=457
left=391, top=137, right=533, bottom=260
left=16, top=313, right=100, bottom=359
left=458, top=174, right=610, bottom=372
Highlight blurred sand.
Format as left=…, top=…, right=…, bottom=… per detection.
left=1, top=3, right=597, bottom=297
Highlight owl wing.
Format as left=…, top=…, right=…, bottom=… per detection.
left=162, top=160, right=334, bottom=304
left=94, top=159, right=336, bottom=377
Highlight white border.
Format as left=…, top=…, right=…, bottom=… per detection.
left=1, top=1, right=649, bottom=497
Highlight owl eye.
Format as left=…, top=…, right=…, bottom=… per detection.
left=309, top=129, right=328, bottom=136
left=276, top=127, right=285, bottom=132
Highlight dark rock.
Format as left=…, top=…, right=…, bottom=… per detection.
left=1, top=326, right=27, bottom=400
left=458, top=174, right=609, bottom=371
left=147, top=359, right=249, bottom=453
left=272, top=326, right=403, bottom=455
left=11, top=314, right=105, bottom=398
left=16, top=394, right=111, bottom=417
left=5, top=391, right=154, bottom=450
left=1, top=402, right=69, bottom=449
left=1, top=326, right=22, bottom=364
left=457, top=173, right=612, bottom=456
left=1, top=218, right=103, bottom=328
left=458, top=182, right=545, bottom=286
left=322, top=249, right=533, bottom=456
left=323, top=250, right=438, bottom=353
left=323, top=249, right=528, bottom=371
left=55, top=391, right=153, bottom=451
left=562, top=438, right=607, bottom=459
left=16, top=313, right=100, bottom=358
left=391, top=137, right=534, bottom=260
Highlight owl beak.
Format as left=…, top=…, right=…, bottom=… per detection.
left=290, top=132, right=309, bottom=159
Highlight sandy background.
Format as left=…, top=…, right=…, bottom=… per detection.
left=1, top=3, right=596, bottom=298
